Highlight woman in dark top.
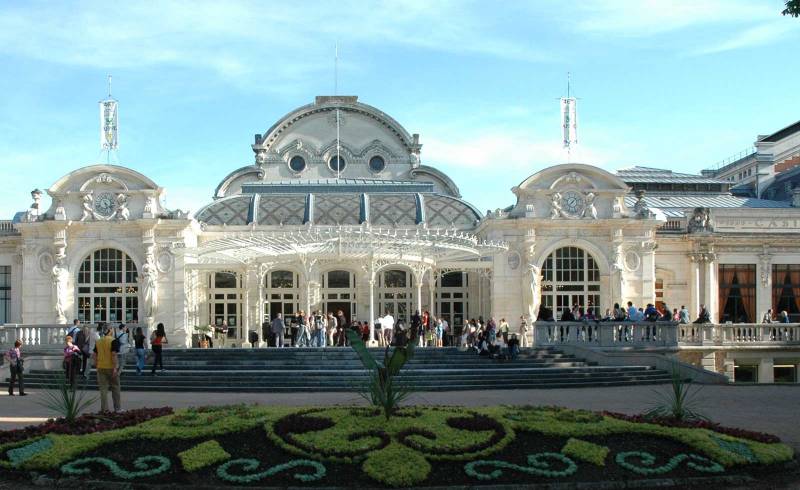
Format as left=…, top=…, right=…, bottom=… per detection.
left=150, top=323, right=168, bottom=375
left=133, top=327, right=147, bottom=375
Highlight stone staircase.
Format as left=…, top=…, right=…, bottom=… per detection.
left=4, top=347, right=673, bottom=392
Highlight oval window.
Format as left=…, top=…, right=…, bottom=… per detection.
left=329, top=156, right=346, bottom=173
left=369, top=155, right=386, bottom=173
left=289, top=155, right=306, bottom=173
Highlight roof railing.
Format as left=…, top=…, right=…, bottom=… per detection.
left=701, top=146, right=756, bottom=175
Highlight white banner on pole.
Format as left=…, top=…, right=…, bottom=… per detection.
left=560, top=97, right=577, bottom=149
left=100, top=99, right=118, bottom=150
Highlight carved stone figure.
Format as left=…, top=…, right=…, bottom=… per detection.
left=633, top=190, right=655, bottom=219
left=528, top=264, right=542, bottom=321
left=687, top=207, right=713, bottom=233
left=582, top=192, right=598, bottom=219
left=255, top=149, right=268, bottom=166
left=550, top=192, right=563, bottom=219
left=54, top=201, right=67, bottom=221
left=80, top=194, right=97, bottom=221
left=143, top=196, right=156, bottom=216
left=142, top=252, right=158, bottom=319
left=52, top=255, right=69, bottom=324
left=611, top=243, right=624, bottom=273
left=113, top=193, right=130, bottom=221
left=25, top=189, right=43, bottom=222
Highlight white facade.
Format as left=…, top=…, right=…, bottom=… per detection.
left=1, top=96, right=799, bottom=381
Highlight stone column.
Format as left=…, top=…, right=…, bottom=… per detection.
left=704, top=252, right=717, bottom=323
left=689, top=254, right=702, bottom=319
left=757, top=251, right=772, bottom=321
left=428, top=270, right=435, bottom=317
left=368, top=277, right=376, bottom=344
left=758, top=357, right=774, bottom=383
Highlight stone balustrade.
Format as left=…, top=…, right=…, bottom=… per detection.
left=678, top=323, right=800, bottom=346
left=0, top=324, right=70, bottom=348
left=533, top=321, right=678, bottom=349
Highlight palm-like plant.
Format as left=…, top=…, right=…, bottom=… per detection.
left=37, top=377, right=98, bottom=423
left=644, top=364, right=707, bottom=422
left=346, top=325, right=419, bottom=420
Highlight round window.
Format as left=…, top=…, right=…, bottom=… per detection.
left=369, top=155, right=386, bottom=173
left=289, top=155, right=306, bottom=173
left=329, top=155, right=346, bottom=173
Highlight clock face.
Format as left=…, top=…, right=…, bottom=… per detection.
left=94, top=192, right=116, bottom=217
left=560, top=191, right=584, bottom=216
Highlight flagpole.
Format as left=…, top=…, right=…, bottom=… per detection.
left=335, top=42, right=340, bottom=180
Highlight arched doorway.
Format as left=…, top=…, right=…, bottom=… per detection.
left=540, top=246, right=600, bottom=320
left=436, top=271, right=468, bottom=341
left=264, top=269, right=300, bottom=322
left=76, top=248, right=139, bottom=323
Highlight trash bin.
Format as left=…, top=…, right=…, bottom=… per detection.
left=248, top=330, right=259, bottom=347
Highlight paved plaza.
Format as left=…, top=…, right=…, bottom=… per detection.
left=2, top=384, right=799, bottom=451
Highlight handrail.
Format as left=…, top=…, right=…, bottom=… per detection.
left=678, top=323, right=800, bottom=346
left=533, top=321, right=678, bottom=348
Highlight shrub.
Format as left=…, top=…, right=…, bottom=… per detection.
left=178, top=440, right=231, bottom=471
left=561, top=438, right=608, bottom=466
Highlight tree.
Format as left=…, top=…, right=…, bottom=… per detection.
left=784, top=0, right=800, bottom=17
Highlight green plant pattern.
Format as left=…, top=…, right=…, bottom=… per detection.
left=6, top=438, right=53, bottom=466
left=464, top=452, right=578, bottom=480
left=216, top=458, right=326, bottom=483
left=61, top=455, right=171, bottom=479
left=615, top=451, right=725, bottom=475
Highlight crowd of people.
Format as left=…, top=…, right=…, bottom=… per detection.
left=459, top=316, right=525, bottom=360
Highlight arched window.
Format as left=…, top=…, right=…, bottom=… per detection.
left=540, top=247, right=600, bottom=319
left=77, top=248, right=139, bottom=323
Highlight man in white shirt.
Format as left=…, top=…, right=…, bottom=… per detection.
left=381, top=311, right=395, bottom=346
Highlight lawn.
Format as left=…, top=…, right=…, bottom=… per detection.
left=0, top=404, right=795, bottom=488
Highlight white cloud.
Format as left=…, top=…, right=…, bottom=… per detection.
left=572, top=0, right=773, bottom=37
left=691, top=21, right=796, bottom=55
left=0, top=0, right=548, bottom=94
left=423, top=131, right=615, bottom=170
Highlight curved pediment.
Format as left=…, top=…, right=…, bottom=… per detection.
left=516, top=163, right=630, bottom=194
left=508, top=163, right=631, bottom=220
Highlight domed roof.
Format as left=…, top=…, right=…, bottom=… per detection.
left=195, top=179, right=481, bottom=229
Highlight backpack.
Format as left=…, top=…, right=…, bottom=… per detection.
left=111, top=332, right=123, bottom=352
left=314, top=316, right=324, bottom=330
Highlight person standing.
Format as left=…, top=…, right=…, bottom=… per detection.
left=92, top=324, right=121, bottom=412
left=116, top=324, right=130, bottom=374
left=150, top=323, right=168, bottom=374
left=336, top=310, right=347, bottom=346
left=67, top=319, right=81, bottom=340
left=326, top=312, right=337, bottom=347
left=499, top=318, right=510, bottom=344
left=381, top=311, right=395, bottom=347
left=75, top=325, right=90, bottom=377
left=4, top=340, right=26, bottom=396
left=63, top=335, right=81, bottom=388
left=133, top=327, right=147, bottom=375
left=519, top=316, right=530, bottom=348
left=271, top=313, right=286, bottom=348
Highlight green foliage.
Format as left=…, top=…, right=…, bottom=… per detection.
left=36, top=377, right=97, bottom=423
left=362, top=443, right=430, bottom=487
left=783, top=0, right=800, bottom=17
left=615, top=451, right=724, bottom=475
left=561, top=438, right=609, bottom=466
left=346, top=328, right=419, bottom=420
left=644, top=366, right=707, bottom=422
left=61, top=455, right=171, bottom=479
left=178, top=440, right=230, bottom=472
left=464, top=452, right=578, bottom=480
left=216, top=458, right=326, bottom=484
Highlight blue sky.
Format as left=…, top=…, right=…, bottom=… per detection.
left=0, top=0, right=798, bottom=217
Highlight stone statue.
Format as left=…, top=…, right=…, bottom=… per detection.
left=143, top=196, right=155, bottom=216
left=51, top=255, right=69, bottom=323
left=611, top=243, right=624, bottom=273
left=255, top=150, right=268, bottom=166
left=528, top=264, right=542, bottom=321
left=687, top=207, right=713, bottom=233
left=550, top=192, right=563, bottom=219
left=633, top=190, right=655, bottom=219
left=583, top=192, right=598, bottom=219
left=142, top=252, right=158, bottom=319
left=54, top=200, right=67, bottom=221
left=114, top=193, right=130, bottom=221
left=26, top=189, right=43, bottom=222
left=80, top=194, right=97, bottom=221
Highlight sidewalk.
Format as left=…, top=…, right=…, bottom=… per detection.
left=2, top=384, right=799, bottom=450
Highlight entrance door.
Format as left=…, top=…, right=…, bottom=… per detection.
left=325, top=302, right=351, bottom=325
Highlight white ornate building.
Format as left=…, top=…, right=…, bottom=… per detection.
left=1, top=96, right=799, bottom=382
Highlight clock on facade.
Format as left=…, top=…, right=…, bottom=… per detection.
left=560, top=191, right=585, bottom=217
left=94, top=192, right=116, bottom=218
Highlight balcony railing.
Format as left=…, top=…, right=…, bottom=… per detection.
left=0, top=324, right=70, bottom=348
left=533, top=321, right=678, bottom=348
left=0, top=220, right=18, bottom=236
left=678, top=323, right=800, bottom=346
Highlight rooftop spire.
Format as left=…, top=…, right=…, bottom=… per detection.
left=100, top=74, right=119, bottom=164
left=560, top=72, right=577, bottom=161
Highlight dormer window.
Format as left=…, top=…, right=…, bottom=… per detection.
left=289, top=155, right=307, bottom=173
left=329, top=156, right=346, bottom=173
left=369, top=155, right=386, bottom=173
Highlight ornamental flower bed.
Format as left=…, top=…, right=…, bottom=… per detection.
left=0, top=404, right=795, bottom=488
